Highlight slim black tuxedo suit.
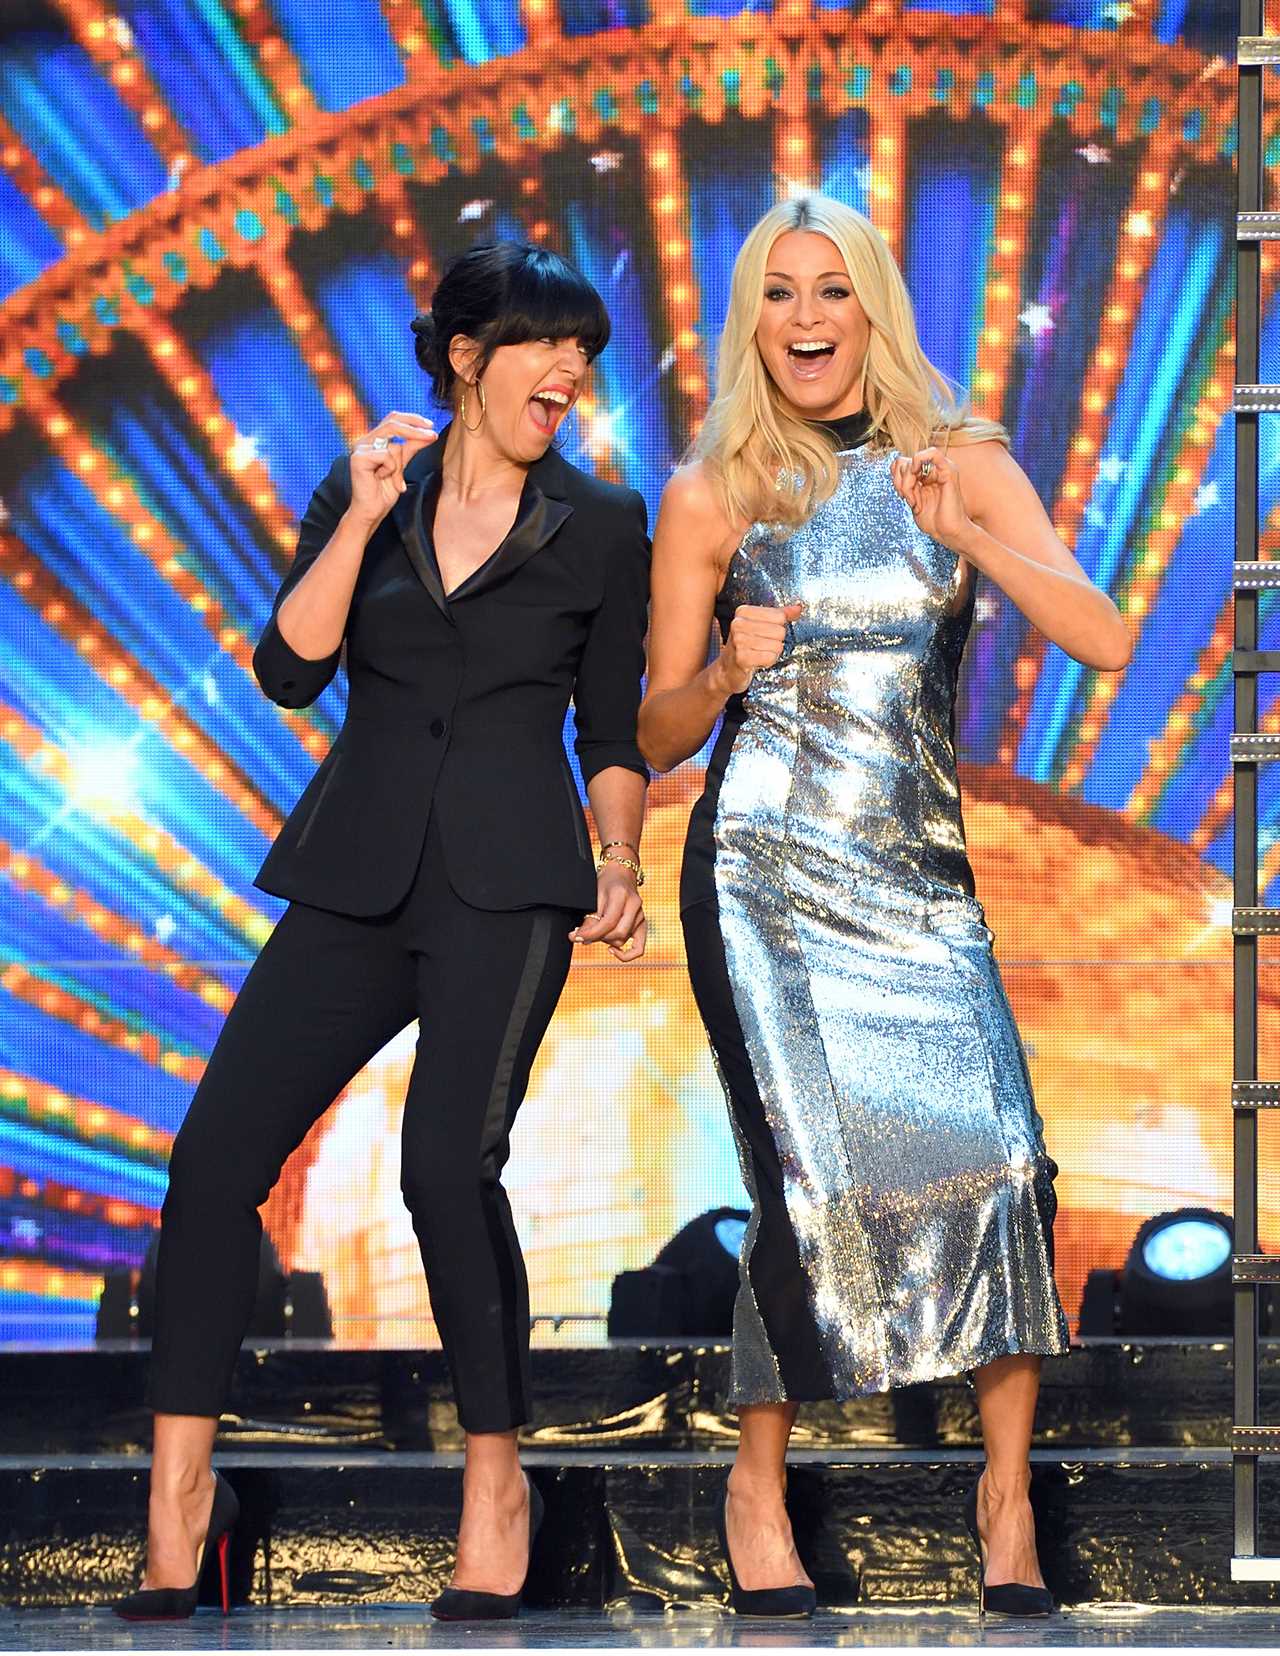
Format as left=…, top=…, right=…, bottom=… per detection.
left=148, top=428, right=650, bottom=1432
left=254, top=428, right=648, bottom=913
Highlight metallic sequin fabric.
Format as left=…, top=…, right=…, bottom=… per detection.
left=714, top=444, right=1070, bottom=1404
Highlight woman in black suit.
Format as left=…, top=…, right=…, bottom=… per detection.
left=115, top=242, right=650, bottom=1623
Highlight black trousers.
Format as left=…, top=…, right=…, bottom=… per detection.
left=149, top=815, right=575, bottom=1432
left=681, top=899, right=836, bottom=1400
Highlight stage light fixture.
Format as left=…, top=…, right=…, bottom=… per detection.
left=1140, top=1214, right=1232, bottom=1282
left=608, top=1207, right=748, bottom=1338
left=96, top=1233, right=332, bottom=1340
left=1079, top=1207, right=1238, bottom=1337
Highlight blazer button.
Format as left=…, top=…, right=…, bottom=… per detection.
left=430, top=717, right=446, bottom=738
left=282, top=679, right=296, bottom=690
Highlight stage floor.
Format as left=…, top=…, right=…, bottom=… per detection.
left=4, top=1606, right=1280, bottom=1651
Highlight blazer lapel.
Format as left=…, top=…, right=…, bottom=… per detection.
left=456, top=447, right=574, bottom=602
left=390, top=429, right=574, bottom=610
left=391, top=435, right=448, bottom=617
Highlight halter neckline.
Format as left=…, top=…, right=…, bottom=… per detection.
left=810, top=408, right=873, bottom=451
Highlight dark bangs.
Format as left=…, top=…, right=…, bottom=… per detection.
left=413, top=241, right=611, bottom=401
left=485, top=245, right=610, bottom=363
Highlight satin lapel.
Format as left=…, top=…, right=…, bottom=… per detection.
left=454, top=482, right=573, bottom=602
left=391, top=457, right=448, bottom=618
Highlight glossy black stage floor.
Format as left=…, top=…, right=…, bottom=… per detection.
left=10, top=1605, right=1280, bottom=1649
left=3, top=1337, right=1280, bottom=1614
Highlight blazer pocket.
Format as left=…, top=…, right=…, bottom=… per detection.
left=561, top=763, right=592, bottom=862
left=295, top=753, right=345, bottom=850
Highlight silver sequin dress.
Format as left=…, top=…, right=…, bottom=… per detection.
left=680, top=431, right=1070, bottom=1404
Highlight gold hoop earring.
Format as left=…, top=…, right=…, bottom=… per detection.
left=460, top=380, right=486, bottom=433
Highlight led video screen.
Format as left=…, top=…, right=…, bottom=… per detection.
left=0, top=0, right=1261, bottom=1346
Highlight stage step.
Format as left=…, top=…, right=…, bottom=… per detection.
left=3, top=1448, right=1280, bottom=1611
left=0, top=1338, right=1265, bottom=1456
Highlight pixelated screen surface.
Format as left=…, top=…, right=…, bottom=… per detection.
left=0, top=0, right=1260, bottom=1346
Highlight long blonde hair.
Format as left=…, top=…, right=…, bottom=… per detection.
left=692, top=194, right=1008, bottom=528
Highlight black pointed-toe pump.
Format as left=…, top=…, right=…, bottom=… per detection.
left=113, top=1470, right=240, bottom=1621
left=963, top=1476, right=1055, bottom=1618
left=431, top=1477, right=544, bottom=1622
left=716, top=1488, right=817, bottom=1619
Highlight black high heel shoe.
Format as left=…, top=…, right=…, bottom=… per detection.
left=114, top=1469, right=240, bottom=1621
left=716, top=1485, right=817, bottom=1619
left=963, top=1476, right=1055, bottom=1618
left=431, top=1476, right=544, bottom=1621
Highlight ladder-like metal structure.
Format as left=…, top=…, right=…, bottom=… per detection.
left=1234, top=19, right=1280, bottom=1582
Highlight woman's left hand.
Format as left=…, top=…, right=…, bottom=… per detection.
left=570, top=863, right=648, bottom=963
left=891, top=448, right=976, bottom=552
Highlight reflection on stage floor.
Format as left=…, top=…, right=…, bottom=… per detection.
left=4, top=1605, right=1280, bottom=1652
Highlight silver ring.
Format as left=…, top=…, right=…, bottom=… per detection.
left=918, top=460, right=933, bottom=480
left=370, top=435, right=390, bottom=451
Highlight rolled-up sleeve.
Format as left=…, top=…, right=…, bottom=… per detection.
left=252, top=455, right=351, bottom=708
left=572, top=489, right=651, bottom=786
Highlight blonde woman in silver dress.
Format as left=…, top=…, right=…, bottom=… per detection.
left=639, top=196, right=1131, bottom=1617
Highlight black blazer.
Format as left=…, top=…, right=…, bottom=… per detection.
left=252, top=428, right=650, bottom=916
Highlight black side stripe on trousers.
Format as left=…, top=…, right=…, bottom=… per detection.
left=478, top=908, right=553, bottom=1421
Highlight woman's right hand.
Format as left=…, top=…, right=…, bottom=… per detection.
left=348, top=412, right=438, bottom=532
left=713, top=602, right=803, bottom=696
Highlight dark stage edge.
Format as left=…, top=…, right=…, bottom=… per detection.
left=5, top=1449, right=1280, bottom=1611
left=0, top=1338, right=1273, bottom=1454
left=6, top=1605, right=1280, bottom=1651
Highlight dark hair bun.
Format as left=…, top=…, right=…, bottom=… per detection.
left=409, top=312, right=438, bottom=375
left=411, top=242, right=609, bottom=405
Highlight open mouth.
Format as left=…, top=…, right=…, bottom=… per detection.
left=528, top=388, right=573, bottom=433
left=786, top=340, right=836, bottom=377
left=788, top=341, right=835, bottom=358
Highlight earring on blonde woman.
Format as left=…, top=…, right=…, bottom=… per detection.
left=460, top=380, right=487, bottom=433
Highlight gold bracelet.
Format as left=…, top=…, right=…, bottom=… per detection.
left=600, top=839, right=640, bottom=856
left=597, top=851, right=645, bottom=887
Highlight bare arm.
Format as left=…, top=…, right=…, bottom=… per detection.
left=891, top=441, right=1132, bottom=673
left=276, top=412, right=437, bottom=661
left=586, top=765, right=647, bottom=859
left=639, top=465, right=798, bottom=773
left=573, top=764, right=649, bottom=962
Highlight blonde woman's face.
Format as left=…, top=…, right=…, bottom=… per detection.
left=753, top=231, right=871, bottom=419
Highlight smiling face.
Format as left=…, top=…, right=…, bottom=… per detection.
left=753, top=230, right=872, bottom=420
left=452, top=335, right=589, bottom=464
